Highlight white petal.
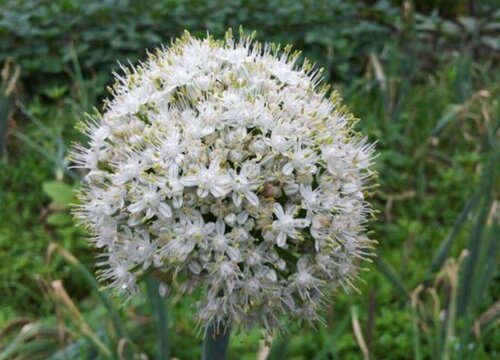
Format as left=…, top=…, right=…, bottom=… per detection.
left=226, top=246, right=241, bottom=262
left=211, top=184, right=230, bottom=197
left=245, top=191, right=259, bottom=206
left=172, top=195, right=183, bottom=209
left=273, top=203, right=285, bottom=219
left=342, top=183, right=358, bottom=194
left=232, top=192, right=243, bottom=206
left=127, top=201, right=145, bottom=213
left=180, top=176, right=198, bottom=187
left=265, top=269, right=277, bottom=282
left=215, top=218, right=225, bottom=234
left=236, top=210, right=249, bottom=224
left=188, top=261, right=201, bottom=275
left=282, top=162, right=294, bottom=175
left=158, top=283, right=170, bottom=298
left=145, top=208, right=154, bottom=219
left=197, top=188, right=209, bottom=198
left=158, top=203, right=172, bottom=218
left=277, top=231, right=287, bottom=248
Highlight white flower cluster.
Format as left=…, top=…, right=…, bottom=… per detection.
left=73, top=30, right=376, bottom=332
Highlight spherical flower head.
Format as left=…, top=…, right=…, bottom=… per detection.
left=71, top=29, right=377, bottom=334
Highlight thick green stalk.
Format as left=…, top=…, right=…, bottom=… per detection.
left=202, top=321, right=230, bottom=360
left=145, top=276, right=170, bottom=360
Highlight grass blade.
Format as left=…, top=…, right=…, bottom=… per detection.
left=47, top=243, right=126, bottom=340
left=425, top=186, right=482, bottom=280
left=351, top=306, right=369, bottom=360
left=0, top=323, right=61, bottom=360
left=267, top=336, right=289, bottom=360
left=457, top=158, right=495, bottom=318
left=474, top=202, right=499, bottom=299
left=373, top=256, right=409, bottom=298
left=410, top=285, right=423, bottom=360
left=16, top=102, right=61, bottom=142
left=50, top=280, right=112, bottom=359
left=12, top=131, right=79, bottom=180
left=312, top=313, right=350, bottom=360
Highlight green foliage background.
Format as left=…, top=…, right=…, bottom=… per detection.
left=0, top=0, right=499, bottom=359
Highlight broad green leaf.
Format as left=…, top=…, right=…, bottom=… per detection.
left=46, top=212, right=73, bottom=226
left=42, top=181, right=74, bottom=205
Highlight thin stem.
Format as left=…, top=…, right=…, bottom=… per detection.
left=202, top=321, right=230, bottom=360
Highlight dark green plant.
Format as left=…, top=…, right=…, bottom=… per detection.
left=4, top=0, right=498, bottom=97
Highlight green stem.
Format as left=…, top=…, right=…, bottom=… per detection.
left=145, top=276, right=170, bottom=360
left=202, top=321, right=230, bottom=360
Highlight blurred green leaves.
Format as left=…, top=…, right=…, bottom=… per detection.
left=3, top=0, right=497, bottom=97
left=43, top=181, right=75, bottom=206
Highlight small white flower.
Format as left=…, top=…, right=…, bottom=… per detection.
left=272, top=203, right=310, bottom=247
left=212, top=219, right=229, bottom=251
left=154, top=129, right=184, bottom=166
left=288, top=258, right=324, bottom=300
left=181, top=158, right=232, bottom=198
left=283, top=144, right=318, bottom=175
left=112, top=157, right=144, bottom=185
left=229, top=165, right=261, bottom=207
left=127, top=184, right=172, bottom=220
